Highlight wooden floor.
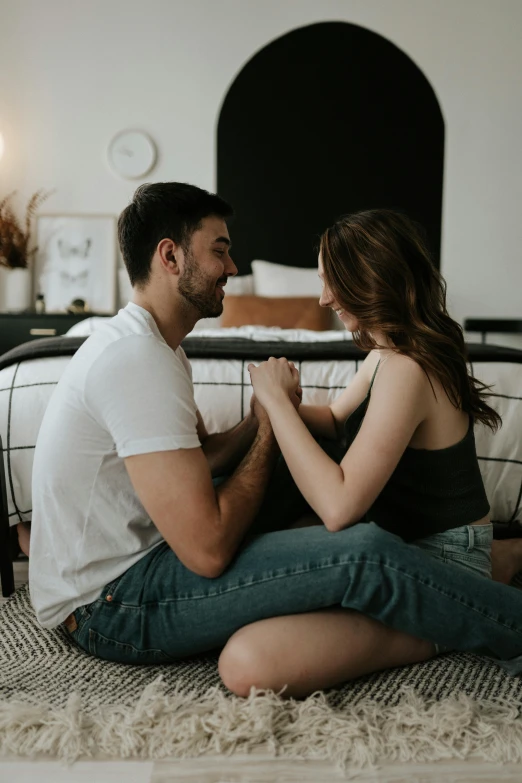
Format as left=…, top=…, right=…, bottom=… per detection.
left=2, top=559, right=522, bottom=782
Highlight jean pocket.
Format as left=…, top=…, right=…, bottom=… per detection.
left=443, top=544, right=492, bottom=578
left=88, top=628, right=173, bottom=665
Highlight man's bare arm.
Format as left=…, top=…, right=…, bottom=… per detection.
left=213, top=422, right=280, bottom=570
left=124, top=418, right=279, bottom=579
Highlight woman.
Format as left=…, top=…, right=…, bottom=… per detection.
left=241, top=209, right=522, bottom=686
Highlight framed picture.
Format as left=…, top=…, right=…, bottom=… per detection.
left=35, top=214, right=118, bottom=314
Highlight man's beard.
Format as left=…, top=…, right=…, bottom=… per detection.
left=178, top=250, right=224, bottom=319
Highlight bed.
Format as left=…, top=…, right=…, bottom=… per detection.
left=0, top=322, right=521, bottom=546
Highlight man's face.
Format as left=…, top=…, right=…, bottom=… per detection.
left=178, top=216, right=237, bottom=319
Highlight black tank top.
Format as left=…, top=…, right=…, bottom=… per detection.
left=344, top=359, right=490, bottom=541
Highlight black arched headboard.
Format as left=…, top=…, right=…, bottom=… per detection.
left=217, top=21, right=444, bottom=274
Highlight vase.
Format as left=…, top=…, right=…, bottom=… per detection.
left=0, top=266, right=32, bottom=312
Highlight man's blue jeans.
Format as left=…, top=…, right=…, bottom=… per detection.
left=66, top=516, right=522, bottom=673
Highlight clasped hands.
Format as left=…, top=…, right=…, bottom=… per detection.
left=248, top=357, right=302, bottom=428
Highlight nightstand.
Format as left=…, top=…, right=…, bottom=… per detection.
left=0, top=312, right=109, bottom=357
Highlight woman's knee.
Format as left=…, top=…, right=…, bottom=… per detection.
left=218, top=632, right=271, bottom=697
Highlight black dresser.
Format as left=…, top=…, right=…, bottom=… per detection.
left=0, top=312, right=110, bottom=357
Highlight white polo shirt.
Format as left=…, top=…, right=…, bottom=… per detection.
left=29, top=302, right=200, bottom=628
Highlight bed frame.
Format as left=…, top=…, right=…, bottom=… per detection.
left=1, top=335, right=522, bottom=597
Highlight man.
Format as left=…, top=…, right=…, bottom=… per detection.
left=28, top=182, right=522, bottom=699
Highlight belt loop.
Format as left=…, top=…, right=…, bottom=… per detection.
left=467, top=525, right=475, bottom=552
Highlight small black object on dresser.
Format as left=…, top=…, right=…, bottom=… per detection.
left=0, top=312, right=107, bottom=357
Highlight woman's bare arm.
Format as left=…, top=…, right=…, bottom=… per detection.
left=299, top=352, right=379, bottom=440
left=251, top=353, right=428, bottom=533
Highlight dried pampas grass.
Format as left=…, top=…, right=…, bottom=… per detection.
left=0, top=189, right=54, bottom=269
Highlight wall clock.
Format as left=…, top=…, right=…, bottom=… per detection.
left=107, top=130, right=157, bottom=179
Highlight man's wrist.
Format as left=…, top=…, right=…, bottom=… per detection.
left=245, top=410, right=259, bottom=432
left=256, top=421, right=279, bottom=452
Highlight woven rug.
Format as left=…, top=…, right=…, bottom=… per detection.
left=2, top=584, right=522, bottom=772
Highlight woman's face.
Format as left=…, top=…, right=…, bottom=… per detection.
left=318, top=253, right=359, bottom=331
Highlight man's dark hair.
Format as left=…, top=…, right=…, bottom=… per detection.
left=118, top=182, right=233, bottom=287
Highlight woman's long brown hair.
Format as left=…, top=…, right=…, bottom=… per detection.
left=320, top=209, right=501, bottom=431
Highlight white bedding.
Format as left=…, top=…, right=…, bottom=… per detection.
left=66, top=319, right=353, bottom=342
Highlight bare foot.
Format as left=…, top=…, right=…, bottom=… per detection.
left=491, top=538, right=522, bottom=584
left=17, top=522, right=31, bottom=557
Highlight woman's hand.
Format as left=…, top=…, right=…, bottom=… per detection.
left=248, top=357, right=301, bottom=411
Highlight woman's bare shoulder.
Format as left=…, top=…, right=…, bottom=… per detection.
left=378, top=350, right=430, bottom=389
left=364, top=349, right=381, bottom=373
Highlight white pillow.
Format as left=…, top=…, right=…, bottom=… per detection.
left=226, top=274, right=255, bottom=295
left=252, top=260, right=321, bottom=297
left=252, top=260, right=345, bottom=331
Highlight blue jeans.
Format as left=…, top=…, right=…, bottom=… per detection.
left=65, top=512, right=522, bottom=672
left=65, top=443, right=522, bottom=673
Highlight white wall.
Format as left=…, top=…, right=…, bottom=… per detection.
left=1, top=0, right=521, bottom=345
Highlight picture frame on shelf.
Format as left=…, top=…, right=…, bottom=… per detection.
left=34, top=214, right=118, bottom=314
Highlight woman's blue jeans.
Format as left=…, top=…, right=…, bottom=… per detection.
left=66, top=454, right=522, bottom=673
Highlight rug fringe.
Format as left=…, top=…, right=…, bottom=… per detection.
left=1, top=676, right=522, bottom=770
